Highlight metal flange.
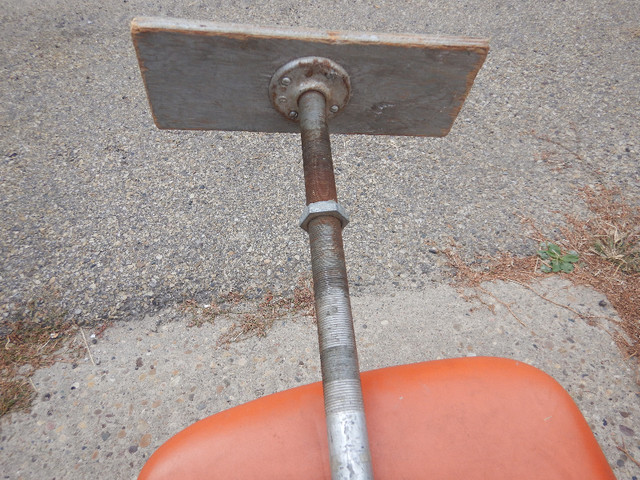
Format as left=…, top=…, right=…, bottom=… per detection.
left=269, top=57, right=351, bottom=121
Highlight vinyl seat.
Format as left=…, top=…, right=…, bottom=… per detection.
left=139, top=356, right=614, bottom=479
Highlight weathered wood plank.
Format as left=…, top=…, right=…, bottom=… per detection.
left=131, top=17, right=488, bottom=136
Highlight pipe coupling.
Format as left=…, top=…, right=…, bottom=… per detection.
left=299, top=200, right=350, bottom=231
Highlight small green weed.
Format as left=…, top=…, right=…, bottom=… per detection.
left=537, top=242, right=579, bottom=273
left=447, top=186, right=640, bottom=365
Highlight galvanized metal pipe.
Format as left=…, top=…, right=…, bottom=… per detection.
left=299, top=90, right=375, bottom=480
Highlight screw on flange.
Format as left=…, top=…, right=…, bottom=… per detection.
left=269, top=57, right=351, bottom=121
left=326, top=70, right=338, bottom=80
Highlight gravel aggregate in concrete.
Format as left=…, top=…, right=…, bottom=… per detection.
left=1, top=278, right=638, bottom=478
left=1, top=0, right=639, bottom=478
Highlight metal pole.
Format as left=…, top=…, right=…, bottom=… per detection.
left=298, top=90, right=375, bottom=480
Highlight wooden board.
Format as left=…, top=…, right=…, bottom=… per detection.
left=131, top=17, right=488, bottom=137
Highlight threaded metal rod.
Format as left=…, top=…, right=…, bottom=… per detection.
left=299, top=90, right=374, bottom=480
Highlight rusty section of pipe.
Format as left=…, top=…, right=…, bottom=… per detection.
left=298, top=90, right=374, bottom=480
left=299, top=91, right=338, bottom=204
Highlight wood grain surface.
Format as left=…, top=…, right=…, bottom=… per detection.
left=132, top=17, right=488, bottom=136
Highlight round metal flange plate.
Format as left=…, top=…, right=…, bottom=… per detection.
left=269, top=57, right=351, bottom=121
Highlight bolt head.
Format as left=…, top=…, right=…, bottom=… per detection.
left=288, top=110, right=298, bottom=119
left=330, top=105, right=339, bottom=113
left=277, top=96, right=287, bottom=104
left=280, top=77, right=291, bottom=86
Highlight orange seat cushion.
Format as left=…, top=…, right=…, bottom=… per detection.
left=139, top=357, right=614, bottom=479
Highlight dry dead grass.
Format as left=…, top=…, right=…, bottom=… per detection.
left=446, top=185, right=639, bottom=363
left=180, top=276, right=315, bottom=346
left=562, top=187, right=640, bottom=359
left=0, top=289, right=76, bottom=417
left=3, top=186, right=636, bottom=419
